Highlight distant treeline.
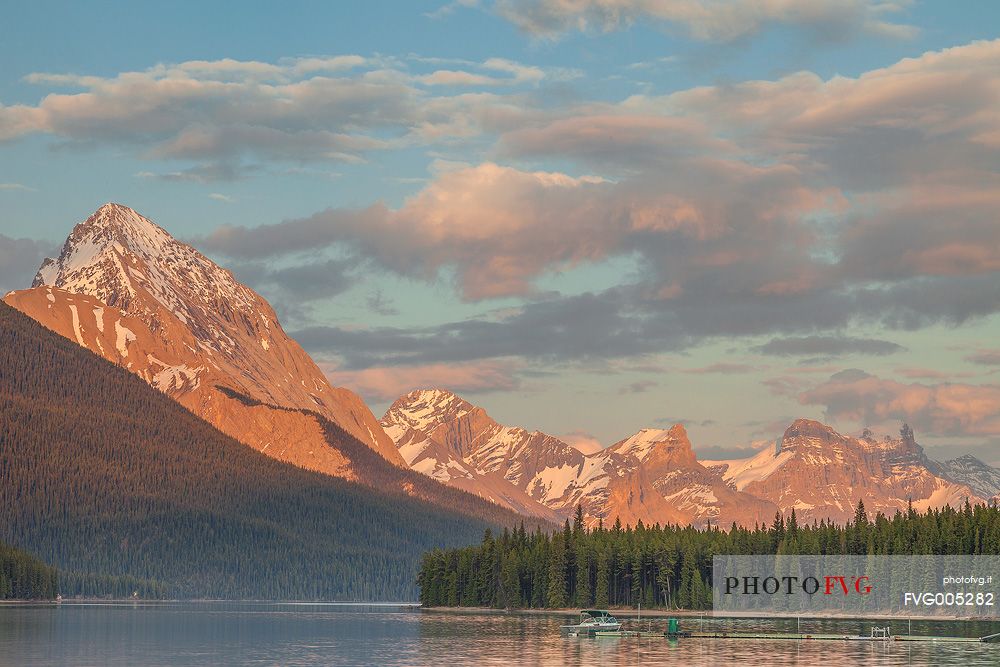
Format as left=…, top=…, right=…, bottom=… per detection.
left=0, top=301, right=521, bottom=601
left=419, top=501, right=1000, bottom=610
left=0, top=541, right=57, bottom=600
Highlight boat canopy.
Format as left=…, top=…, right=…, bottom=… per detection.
left=581, top=610, right=615, bottom=618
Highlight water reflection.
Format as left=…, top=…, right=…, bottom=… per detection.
left=0, top=603, right=997, bottom=666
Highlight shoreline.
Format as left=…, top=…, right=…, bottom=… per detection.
left=0, top=599, right=421, bottom=606
left=421, top=606, right=1000, bottom=622
left=3, top=600, right=995, bottom=622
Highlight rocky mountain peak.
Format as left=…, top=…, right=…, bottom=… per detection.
left=33, top=203, right=261, bottom=333
left=609, top=425, right=694, bottom=464
left=667, top=423, right=690, bottom=442
left=781, top=418, right=839, bottom=445
left=383, top=388, right=478, bottom=432
left=937, top=454, right=1000, bottom=500
left=13, top=203, right=405, bottom=467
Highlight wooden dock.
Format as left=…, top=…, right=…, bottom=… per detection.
left=682, top=630, right=987, bottom=643
left=588, top=628, right=1000, bottom=643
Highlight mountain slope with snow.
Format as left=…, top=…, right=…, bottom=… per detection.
left=383, top=389, right=776, bottom=527
left=5, top=203, right=404, bottom=471
left=936, top=455, right=1000, bottom=501
left=606, top=425, right=776, bottom=527
left=705, top=420, right=981, bottom=522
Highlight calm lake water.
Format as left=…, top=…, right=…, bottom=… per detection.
left=1, top=603, right=999, bottom=666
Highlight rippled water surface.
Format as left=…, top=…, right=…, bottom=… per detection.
left=2, top=603, right=999, bottom=666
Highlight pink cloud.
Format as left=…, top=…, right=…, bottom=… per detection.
left=895, top=367, right=978, bottom=380
left=965, top=349, right=1000, bottom=366
left=799, top=370, right=1000, bottom=437
left=494, top=0, right=915, bottom=41
left=561, top=430, right=604, bottom=454
left=322, top=359, right=521, bottom=402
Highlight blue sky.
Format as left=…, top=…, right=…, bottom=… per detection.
left=2, top=1, right=1000, bottom=462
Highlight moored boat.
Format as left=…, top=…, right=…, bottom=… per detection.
left=561, top=610, right=622, bottom=636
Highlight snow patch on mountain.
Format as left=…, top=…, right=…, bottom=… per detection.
left=68, top=304, right=84, bottom=345
left=17, top=202, right=404, bottom=466
left=705, top=441, right=793, bottom=491
left=936, top=455, right=1000, bottom=500
left=114, top=319, right=135, bottom=357
left=612, top=428, right=673, bottom=462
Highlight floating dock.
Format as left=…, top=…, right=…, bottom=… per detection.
left=570, top=610, right=1000, bottom=644
left=591, top=625, right=1000, bottom=643
left=678, top=630, right=992, bottom=643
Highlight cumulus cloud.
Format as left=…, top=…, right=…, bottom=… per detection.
left=6, top=41, right=999, bottom=381
left=895, top=367, right=977, bottom=380
left=561, top=430, right=604, bottom=454
left=202, top=157, right=831, bottom=302
left=226, top=257, right=358, bottom=304
left=966, top=350, right=1000, bottom=366
left=204, top=163, right=634, bottom=299
left=751, top=335, right=904, bottom=357
left=426, top=0, right=481, bottom=19
left=290, top=289, right=681, bottom=369
left=799, top=370, right=1000, bottom=437
left=493, top=0, right=916, bottom=41
left=497, top=113, right=732, bottom=169
left=0, top=55, right=551, bottom=172
left=417, top=58, right=547, bottom=86
left=283, top=273, right=954, bottom=370
left=837, top=184, right=1000, bottom=284
left=657, top=40, right=1000, bottom=190
left=321, top=359, right=521, bottom=402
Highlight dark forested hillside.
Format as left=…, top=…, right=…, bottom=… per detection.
left=0, top=541, right=58, bottom=600
left=0, top=301, right=526, bottom=600
left=213, top=385, right=555, bottom=522
left=420, top=502, right=1000, bottom=610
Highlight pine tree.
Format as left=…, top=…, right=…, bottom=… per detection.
left=419, top=494, right=1000, bottom=609
left=547, top=533, right=568, bottom=608
left=498, top=554, right=520, bottom=609
left=595, top=549, right=610, bottom=608
left=574, top=544, right=592, bottom=607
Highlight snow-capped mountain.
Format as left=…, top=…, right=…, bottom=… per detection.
left=704, top=420, right=981, bottom=523
left=5, top=203, right=405, bottom=472
left=382, top=415, right=561, bottom=521
left=605, top=425, right=776, bottom=527
left=936, top=455, right=1000, bottom=501
left=10, top=204, right=987, bottom=528
left=382, top=389, right=775, bottom=527
left=381, top=390, right=576, bottom=519
left=385, top=389, right=984, bottom=527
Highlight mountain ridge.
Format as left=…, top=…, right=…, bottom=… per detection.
left=7, top=203, right=994, bottom=530
left=383, top=388, right=776, bottom=527
left=386, top=388, right=989, bottom=527
left=0, top=299, right=536, bottom=599
left=6, top=202, right=406, bottom=476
